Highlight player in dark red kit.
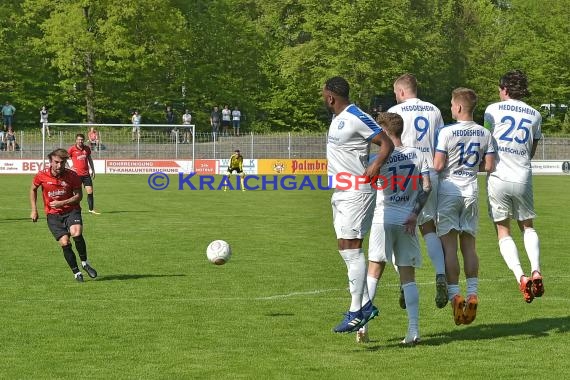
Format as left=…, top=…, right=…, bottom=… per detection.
left=30, top=148, right=98, bottom=282
left=68, top=133, right=100, bottom=214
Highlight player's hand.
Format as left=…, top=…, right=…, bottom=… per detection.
left=403, top=213, right=418, bottom=236
left=91, top=172, right=96, bottom=179
left=363, top=163, right=381, bottom=182
left=49, top=200, right=63, bottom=209
left=31, top=210, right=38, bottom=223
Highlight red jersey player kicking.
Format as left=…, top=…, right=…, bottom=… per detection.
left=30, top=148, right=98, bottom=282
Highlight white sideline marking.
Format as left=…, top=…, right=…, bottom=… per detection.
left=255, top=288, right=345, bottom=300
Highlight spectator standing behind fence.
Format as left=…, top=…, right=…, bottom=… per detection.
left=232, top=106, right=241, bottom=136
left=222, top=105, right=231, bottom=136
left=182, top=109, right=192, bottom=143
left=0, top=127, right=5, bottom=151
left=210, top=106, right=221, bottom=139
left=88, top=127, right=99, bottom=151
left=166, top=106, right=180, bottom=143
left=131, top=110, right=141, bottom=141
left=6, top=127, right=16, bottom=152
left=40, top=106, right=51, bottom=138
left=2, top=101, right=16, bottom=129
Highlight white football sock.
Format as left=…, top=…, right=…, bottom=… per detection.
left=523, top=228, right=541, bottom=273
left=339, top=249, right=368, bottom=312
left=447, top=284, right=460, bottom=300
left=466, top=277, right=478, bottom=296
left=424, top=232, right=446, bottom=275
left=499, top=236, right=524, bottom=282
left=402, top=282, right=419, bottom=338
left=367, top=275, right=379, bottom=302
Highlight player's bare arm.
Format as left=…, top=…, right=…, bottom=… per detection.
left=530, top=139, right=539, bottom=159
left=479, top=152, right=496, bottom=173
left=404, top=173, right=432, bottom=235
left=30, top=183, right=39, bottom=222
left=88, top=156, right=96, bottom=179
left=433, top=151, right=447, bottom=173
left=49, top=188, right=82, bottom=209
left=365, top=131, right=394, bottom=179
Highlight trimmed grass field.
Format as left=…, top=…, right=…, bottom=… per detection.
left=0, top=174, right=569, bottom=379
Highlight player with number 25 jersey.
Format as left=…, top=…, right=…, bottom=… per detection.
left=484, top=93, right=542, bottom=185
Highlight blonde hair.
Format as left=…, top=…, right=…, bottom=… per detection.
left=452, top=87, right=477, bottom=114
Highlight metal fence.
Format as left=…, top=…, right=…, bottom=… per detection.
left=2, top=127, right=570, bottom=161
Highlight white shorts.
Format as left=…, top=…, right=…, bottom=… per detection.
left=417, top=173, right=438, bottom=226
left=368, top=223, right=422, bottom=267
left=132, top=125, right=140, bottom=132
left=487, top=176, right=536, bottom=222
left=436, top=193, right=478, bottom=237
left=331, top=191, right=375, bottom=239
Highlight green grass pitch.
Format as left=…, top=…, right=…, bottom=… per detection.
left=0, top=174, right=568, bottom=379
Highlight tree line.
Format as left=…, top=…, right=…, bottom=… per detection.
left=0, top=0, right=568, bottom=133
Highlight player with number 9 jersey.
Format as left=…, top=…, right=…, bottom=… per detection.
left=388, top=73, right=448, bottom=309
left=388, top=82, right=443, bottom=171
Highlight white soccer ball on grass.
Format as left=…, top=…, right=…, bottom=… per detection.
left=206, top=240, right=232, bottom=265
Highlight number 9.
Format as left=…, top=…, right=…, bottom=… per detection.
left=414, top=116, right=429, bottom=141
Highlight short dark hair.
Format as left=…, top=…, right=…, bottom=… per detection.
left=499, top=70, right=530, bottom=99
left=324, top=76, right=350, bottom=99
left=76, top=133, right=86, bottom=139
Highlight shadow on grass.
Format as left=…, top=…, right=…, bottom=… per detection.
left=364, top=316, right=570, bottom=350
left=264, top=312, right=295, bottom=317
left=0, top=217, right=34, bottom=223
left=96, top=274, right=186, bottom=281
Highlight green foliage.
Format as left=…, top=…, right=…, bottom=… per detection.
left=0, top=0, right=569, bottom=130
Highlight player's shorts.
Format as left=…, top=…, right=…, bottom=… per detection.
left=227, top=167, right=243, bottom=175
left=47, top=209, right=83, bottom=241
left=417, top=173, right=439, bottom=226
left=487, top=176, right=536, bottom=222
left=222, top=120, right=231, bottom=127
left=436, top=193, right=478, bottom=237
left=331, top=190, right=375, bottom=239
left=132, top=125, right=140, bottom=132
left=368, top=223, right=422, bottom=267
left=80, top=175, right=93, bottom=187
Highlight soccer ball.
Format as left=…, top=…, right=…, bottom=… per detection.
left=206, top=240, right=232, bottom=265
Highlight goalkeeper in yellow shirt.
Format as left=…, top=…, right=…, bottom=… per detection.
left=224, top=149, right=246, bottom=191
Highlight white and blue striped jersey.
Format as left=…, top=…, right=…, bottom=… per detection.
left=327, top=104, right=382, bottom=192
left=373, top=146, right=429, bottom=225
left=388, top=98, right=444, bottom=173
left=484, top=99, right=542, bottom=184
left=435, top=121, right=494, bottom=197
